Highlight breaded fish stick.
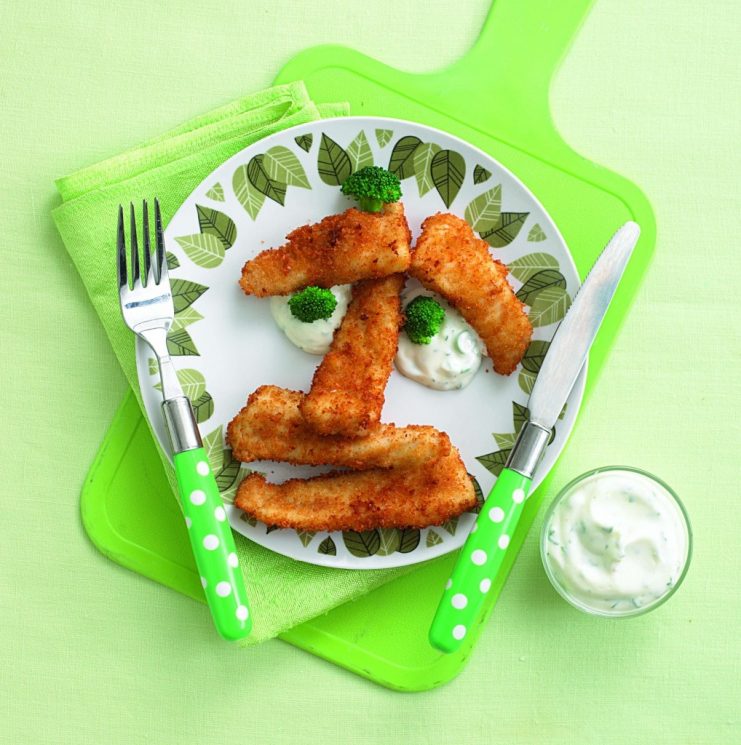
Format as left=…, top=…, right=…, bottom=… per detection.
left=227, top=385, right=451, bottom=469
left=240, top=203, right=411, bottom=297
left=300, top=274, right=403, bottom=438
left=234, top=450, right=476, bottom=533
left=410, top=213, right=532, bottom=375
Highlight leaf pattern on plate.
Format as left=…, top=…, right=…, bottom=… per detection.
left=233, top=164, right=266, bottom=220
left=430, top=149, right=465, bottom=208
left=192, top=391, right=214, bottom=424
left=297, top=531, right=316, bottom=548
left=205, top=183, right=225, bottom=201
left=465, top=184, right=501, bottom=232
left=522, top=340, right=551, bottom=373
left=247, top=154, right=287, bottom=205
left=166, top=328, right=199, bottom=356
left=518, top=368, right=537, bottom=395
left=166, top=251, right=180, bottom=270
left=507, top=252, right=560, bottom=283
left=376, top=528, right=402, bottom=556
left=480, top=212, right=529, bottom=248
left=318, top=536, right=337, bottom=556
left=147, top=358, right=158, bottom=375
left=476, top=449, right=510, bottom=477
left=412, top=142, right=440, bottom=197
left=441, top=516, right=459, bottom=536
left=263, top=145, right=311, bottom=189
left=388, top=135, right=421, bottom=179
left=170, top=306, right=204, bottom=333
left=528, top=286, right=571, bottom=327
left=375, top=128, right=393, bottom=147
left=473, top=164, right=492, bottom=184
left=202, top=426, right=224, bottom=474
left=426, top=530, right=443, bottom=547
left=317, top=133, right=353, bottom=185
left=294, top=133, right=313, bottom=152
left=346, top=131, right=374, bottom=172
left=196, top=204, right=236, bottom=250
left=515, top=269, right=567, bottom=305
left=343, top=529, right=381, bottom=557
left=171, top=279, right=208, bottom=312
left=175, top=233, right=225, bottom=269
left=398, top=528, right=421, bottom=553
left=528, top=223, right=547, bottom=242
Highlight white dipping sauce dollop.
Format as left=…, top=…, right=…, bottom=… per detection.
left=395, top=290, right=484, bottom=391
left=270, top=284, right=352, bottom=355
left=542, top=469, right=690, bottom=615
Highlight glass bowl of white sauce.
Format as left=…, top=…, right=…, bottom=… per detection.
left=540, top=466, right=692, bottom=617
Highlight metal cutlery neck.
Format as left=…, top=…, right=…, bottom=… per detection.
left=506, top=421, right=552, bottom=479
left=162, top=397, right=203, bottom=454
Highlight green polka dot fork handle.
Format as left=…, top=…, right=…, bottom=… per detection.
left=117, top=200, right=251, bottom=642
left=430, top=221, right=641, bottom=653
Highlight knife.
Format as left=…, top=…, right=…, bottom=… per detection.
left=429, top=221, right=641, bottom=653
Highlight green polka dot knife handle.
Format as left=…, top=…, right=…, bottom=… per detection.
left=429, top=468, right=532, bottom=653
left=173, top=447, right=252, bottom=641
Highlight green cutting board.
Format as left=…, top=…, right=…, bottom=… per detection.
left=81, top=0, right=655, bottom=691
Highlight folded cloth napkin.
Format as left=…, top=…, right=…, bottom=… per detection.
left=53, top=81, right=413, bottom=645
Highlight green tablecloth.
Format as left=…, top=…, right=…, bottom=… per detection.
left=1, top=0, right=738, bottom=743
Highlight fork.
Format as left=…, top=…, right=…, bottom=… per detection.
left=117, top=199, right=252, bottom=641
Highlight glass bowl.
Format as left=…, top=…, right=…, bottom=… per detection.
left=540, top=466, right=692, bottom=618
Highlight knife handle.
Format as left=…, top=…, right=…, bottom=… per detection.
left=173, top=448, right=252, bottom=641
left=429, top=468, right=532, bottom=653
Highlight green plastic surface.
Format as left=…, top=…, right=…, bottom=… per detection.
left=81, top=0, right=655, bottom=691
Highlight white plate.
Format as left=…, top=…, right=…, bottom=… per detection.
left=136, top=117, right=585, bottom=569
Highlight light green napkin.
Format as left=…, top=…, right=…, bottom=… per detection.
left=53, top=81, right=411, bottom=645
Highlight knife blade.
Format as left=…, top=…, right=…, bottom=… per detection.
left=429, top=220, right=640, bottom=653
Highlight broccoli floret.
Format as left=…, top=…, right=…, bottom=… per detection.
left=404, top=296, right=445, bottom=344
left=340, top=166, right=402, bottom=212
left=288, top=286, right=337, bottom=323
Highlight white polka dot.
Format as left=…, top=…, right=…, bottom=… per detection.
left=445, top=578, right=452, bottom=590
left=471, top=549, right=487, bottom=565
left=480, top=578, right=492, bottom=593
left=512, top=488, right=525, bottom=504
left=214, top=506, right=226, bottom=522
left=452, top=624, right=467, bottom=640
left=451, top=593, right=468, bottom=609
left=498, top=534, right=511, bottom=549
left=227, top=552, right=238, bottom=568
left=190, top=489, right=206, bottom=506
left=185, top=516, right=192, bottom=529
left=236, top=605, right=249, bottom=621
left=196, top=461, right=209, bottom=476
left=200, top=576, right=207, bottom=588
left=489, top=506, right=505, bottom=523
left=215, top=581, right=232, bottom=597
left=203, top=534, right=219, bottom=550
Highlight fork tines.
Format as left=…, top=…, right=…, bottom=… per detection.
left=117, top=199, right=167, bottom=289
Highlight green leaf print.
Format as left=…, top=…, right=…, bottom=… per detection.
left=202, top=426, right=224, bottom=474
left=518, top=368, right=537, bottom=395
left=175, top=233, right=225, bottom=269
left=430, top=149, right=465, bottom=208
left=170, top=306, right=204, bottom=333
left=388, top=135, right=421, bottom=179
left=507, top=253, right=559, bottom=283
left=171, top=279, right=208, bottom=312
left=375, top=129, right=393, bottom=148
left=476, top=449, right=511, bottom=477
left=170, top=368, right=206, bottom=400
left=294, top=133, right=313, bottom=152
left=426, top=530, right=444, bottom=547
left=528, top=223, right=547, bottom=242
left=263, top=145, right=311, bottom=188
left=522, top=340, right=551, bottom=373
left=205, top=183, right=225, bottom=201
left=480, top=212, right=529, bottom=248
left=166, top=251, right=180, bottom=270
left=376, top=528, right=402, bottom=556
left=515, top=269, right=567, bottom=305
left=473, top=164, right=492, bottom=184
left=346, top=131, right=374, bottom=172
left=247, top=154, right=287, bottom=205
left=441, top=516, right=459, bottom=535
left=297, top=531, right=316, bottom=548
left=494, top=433, right=517, bottom=449
left=528, top=286, right=571, bottom=327
left=513, top=401, right=530, bottom=433
left=412, top=142, right=440, bottom=197
left=398, top=528, right=421, bottom=553
left=470, top=475, right=485, bottom=511
left=318, top=536, right=337, bottom=556
left=196, top=204, right=236, bottom=250
left=464, top=184, right=501, bottom=232
left=166, top=328, right=199, bottom=356
left=240, top=513, right=258, bottom=527
left=343, top=530, right=381, bottom=557
left=215, top=450, right=242, bottom=493
left=233, top=164, right=266, bottom=220
left=192, top=391, right=214, bottom=423
left=147, top=358, right=157, bottom=375
left=317, top=133, right=353, bottom=185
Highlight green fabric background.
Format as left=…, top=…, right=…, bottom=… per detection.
left=1, top=0, right=738, bottom=743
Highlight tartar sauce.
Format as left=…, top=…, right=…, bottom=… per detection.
left=270, top=284, right=352, bottom=355
left=542, top=469, right=690, bottom=615
left=395, top=290, right=484, bottom=391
